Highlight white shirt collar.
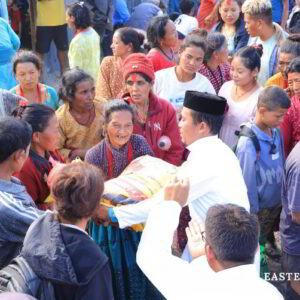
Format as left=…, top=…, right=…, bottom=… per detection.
left=187, top=135, right=219, bottom=153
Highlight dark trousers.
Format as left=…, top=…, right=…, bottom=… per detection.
left=93, top=25, right=113, bottom=61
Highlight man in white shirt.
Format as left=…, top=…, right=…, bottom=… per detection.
left=94, top=91, right=249, bottom=241
left=136, top=179, right=284, bottom=300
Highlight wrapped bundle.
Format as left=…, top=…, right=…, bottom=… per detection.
left=101, top=155, right=178, bottom=231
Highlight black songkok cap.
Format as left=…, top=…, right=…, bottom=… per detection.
left=183, top=91, right=227, bottom=116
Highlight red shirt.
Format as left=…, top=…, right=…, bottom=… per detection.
left=280, top=96, right=300, bottom=157
left=124, top=92, right=184, bottom=166
left=147, top=51, right=175, bottom=72
left=8, top=7, right=21, bottom=32
left=15, top=150, right=64, bottom=210
left=196, top=0, right=216, bottom=30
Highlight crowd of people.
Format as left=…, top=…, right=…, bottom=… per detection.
left=0, top=0, right=300, bottom=299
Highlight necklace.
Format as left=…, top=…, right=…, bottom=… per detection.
left=158, top=47, right=174, bottom=61
left=235, top=84, right=256, bottom=99
left=135, top=101, right=149, bottom=124
left=71, top=105, right=95, bottom=127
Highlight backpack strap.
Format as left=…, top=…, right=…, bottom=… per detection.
left=235, top=125, right=262, bottom=203
left=235, top=125, right=261, bottom=160
left=0, top=256, right=40, bottom=295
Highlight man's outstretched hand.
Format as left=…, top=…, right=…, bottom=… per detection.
left=186, top=219, right=206, bottom=259
left=164, top=176, right=190, bottom=207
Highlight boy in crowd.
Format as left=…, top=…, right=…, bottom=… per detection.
left=0, top=117, right=43, bottom=269
left=235, top=86, right=290, bottom=252
left=281, top=57, right=300, bottom=156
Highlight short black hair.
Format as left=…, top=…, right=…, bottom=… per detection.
left=147, top=15, right=170, bottom=49
left=257, top=86, right=291, bottom=111
left=116, top=27, right=145, bottom=53
left=191, top=110, right=224, bottom=135
left=104, top=99, right=135, bottom=124
left=233, top=46, right=262, bottom=72
left=169, top=12, right=180, bottom=22
left=205, top=204, right=259, bottom=264
left=0, top=117, right=32, bottom=163
left=67, top=2, right=91, bottom=29
left=286, top=57, right=300, bottom=74
left=203, top=32, right=226, bottom=64
left=18, top=104, right=55, bottom=133
left=12, top=50, right=42, bottom=74
left=280, top=34, right=300, bottom=57
left=59, top=67, right=94, bottom=102
left=180, top=0, right=194, bottom=14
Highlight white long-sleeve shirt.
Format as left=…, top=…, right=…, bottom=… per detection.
left=137, top=201, right=284, bottom=300
left=114, top=135, right=249, bottom=228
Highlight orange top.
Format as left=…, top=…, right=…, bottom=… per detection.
left=264, top=72, right=288, bottom=89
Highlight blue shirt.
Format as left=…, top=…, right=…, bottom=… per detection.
left=280, top=142, right=300, bottom=255
left=271, top=0, right=283, bottom=23
left=236, top=123, right=285, bottom=213
left=112, top=0, right=130, bottom=25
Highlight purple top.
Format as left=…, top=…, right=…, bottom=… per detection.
left=280, top=142, right=300, bottom=255
left=85, top=134, right=154, bottom=179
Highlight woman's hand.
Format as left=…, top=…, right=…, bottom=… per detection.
left=186, top=220, right=206, bottom=259
left=164, top=176, right=190, bottom=207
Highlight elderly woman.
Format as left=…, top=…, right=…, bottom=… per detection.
left=122, top=53, right=184, bottom=166
left=146, top=15, right=178, bottom=72
left=95, top=27, right=145, bottom=101
left=66, top=2, right=100, bottom=81
left=86, top=99, right=156, bottom=300
left=20, top=162, right=114, bottom=300
left=198, top=32, right=232, bottom=94
left=0, top=17, right=20, bottom=90
left=10, top=51, right=59, bottom=110
left=265, top=34, right=300, bottom=89
left=56, top=68, right=104, bottom=161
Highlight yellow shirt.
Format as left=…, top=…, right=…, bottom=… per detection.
left=56, top=101, right=104, bottom=160
left=37, top=0, right=66, bottom=27
left=264, top=72, right=287, bottom=89
left=68, top=28, right=100, bottom=81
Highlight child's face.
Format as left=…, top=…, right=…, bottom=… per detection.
left=260, top=107, right=288, bottom=128
left=296, top=0, right=300, bottom=7
left=288, top=72, right=300, bottom=97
